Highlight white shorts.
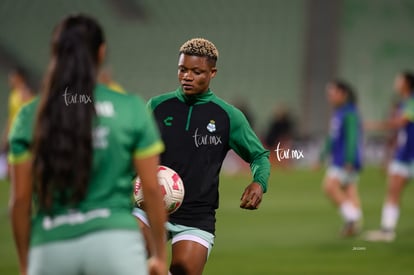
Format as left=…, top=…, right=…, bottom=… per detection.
left=325, top=166, right=359, bottom=186
left=388, top=160, right=414, bottom=179
left=29, top=230, right=147, bottom=275
left=132, top=208, right=215, bottom=257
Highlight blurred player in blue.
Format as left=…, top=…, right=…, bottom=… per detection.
left=365, top=71, right=414, bottom=242
left=319, top=80, right=363, bottom=237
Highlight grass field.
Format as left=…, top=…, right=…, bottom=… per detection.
left=1, top=167, right=414, bottom=274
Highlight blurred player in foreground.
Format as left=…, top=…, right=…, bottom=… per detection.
left=319, top=80, right=363, bottom=237
left=0, top=68, right=34, bottom=179
left=8, top=14, right=166, bottom=275
left=2, top=67, right=34, bottom=147
left=365, top=71, right=414, bottom=242
left=99, top=66, right=126, bottom=93
left=134, top=38, right=271, bottom=275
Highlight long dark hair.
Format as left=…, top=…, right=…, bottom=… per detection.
left=332, top=79, right=357, bottom=105
left=33, top=14, right=105, bottom=211
left=400, top=70, right=414, bottom=93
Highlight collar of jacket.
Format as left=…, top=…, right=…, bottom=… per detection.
left=175, top=87, right=214, bottom=105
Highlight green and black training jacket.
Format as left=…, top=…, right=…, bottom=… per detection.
left=148, top=87, right=270, bottom=235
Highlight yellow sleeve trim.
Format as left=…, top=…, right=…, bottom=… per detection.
left=8, top=151, right=32, bottom=164
left=134, top=141, right=164, bottom=159
left=403, top=110, right=414, bottom=122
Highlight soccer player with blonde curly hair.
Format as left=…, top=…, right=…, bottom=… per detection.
left=133, top=38, right=271, bottom=274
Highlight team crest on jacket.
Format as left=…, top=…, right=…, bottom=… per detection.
left=207, top=120, right=216, bottom=133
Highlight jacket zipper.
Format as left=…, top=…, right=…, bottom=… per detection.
left=185, top=105, right=193, bottom=131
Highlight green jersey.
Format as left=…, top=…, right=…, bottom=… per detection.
left=8, top=84, right=164, bottom=246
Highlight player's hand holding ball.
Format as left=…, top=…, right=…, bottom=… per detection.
left=240, top=182, right=263, bottom=210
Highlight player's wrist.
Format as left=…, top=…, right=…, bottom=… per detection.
left=252, top=181, right=266, bottom=193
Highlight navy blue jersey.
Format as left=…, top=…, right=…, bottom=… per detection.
left=394, top=96, right=414, bottom=163
left=327, top=104, right=363, bottom=170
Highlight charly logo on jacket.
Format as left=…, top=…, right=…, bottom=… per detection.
left=163, top=116, right=173, bottom=126
left=206, top=120, right=216, bottom=133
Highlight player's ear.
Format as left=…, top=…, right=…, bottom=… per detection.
left=98, top=43, right=106, bottom=66
left=210, top=67, right=217, bottom=78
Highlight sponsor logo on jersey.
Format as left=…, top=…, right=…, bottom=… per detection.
left=93, top=126, right=110, bottom=149
left=95, top=101, right=115, bottom=117
left=42, top=208, right=111, bottom=230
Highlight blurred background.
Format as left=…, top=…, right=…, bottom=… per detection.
left=1, top=0, right=413, bottom=145
left=1, top=1, right=414, bottom=274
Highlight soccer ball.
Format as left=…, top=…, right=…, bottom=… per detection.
left=134, top=165, right=185, bottom=214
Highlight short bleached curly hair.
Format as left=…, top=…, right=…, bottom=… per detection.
left=179, top=38, right=219, bottom=63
